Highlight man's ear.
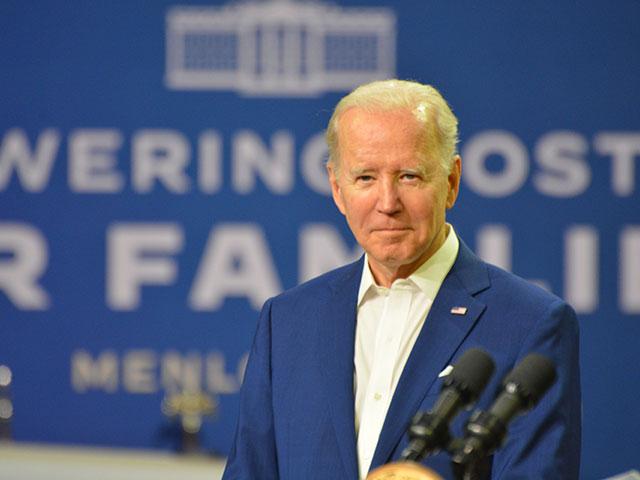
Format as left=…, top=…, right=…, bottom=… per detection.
left=327, top=163, right=347, bottom=215
left=446, top=155, right=462, bottom=209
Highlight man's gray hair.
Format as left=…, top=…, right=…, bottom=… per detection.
left=326, top=79, right=459, bottom=175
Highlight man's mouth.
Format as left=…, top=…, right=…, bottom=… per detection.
left=372, top=227, right=410, bottom=232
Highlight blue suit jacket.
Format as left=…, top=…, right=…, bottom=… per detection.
left=223, top=241, right=581, bottom=479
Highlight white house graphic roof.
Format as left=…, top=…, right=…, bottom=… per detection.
left=165, top=0, right=396, bottom=96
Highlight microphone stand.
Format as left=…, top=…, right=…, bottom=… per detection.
left=448, top=434, right=493, bottom=480
left=367, top=434, right=493, bottom=480
left=449, top=446, right=490, bottom=480
left=452, top=462, right=487, bottom=480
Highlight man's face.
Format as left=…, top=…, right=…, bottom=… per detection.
left=328, top=107, right=461, bottom=285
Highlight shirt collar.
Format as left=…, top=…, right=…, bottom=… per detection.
left=357, top=224, right=460, bottom=306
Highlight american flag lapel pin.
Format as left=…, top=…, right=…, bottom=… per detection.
left=450, top=306, right=468, bottom=315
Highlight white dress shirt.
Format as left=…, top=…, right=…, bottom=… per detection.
left=354, top=225, right=459, bottom=479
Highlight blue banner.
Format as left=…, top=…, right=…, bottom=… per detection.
left=1, top=1, right=639, bottom=477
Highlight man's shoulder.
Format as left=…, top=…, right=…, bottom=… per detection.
left=455, top=240, right=574, bottom=314
left=270, top=257, right=363, bottom=307
left=477, top=262, right=578, bottom=338
left=485, top=262, right=568, bottom=310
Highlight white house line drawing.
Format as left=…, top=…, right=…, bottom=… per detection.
left=165, top=0, right=396, bottom=96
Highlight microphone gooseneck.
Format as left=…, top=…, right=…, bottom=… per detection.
left=400, top=348, right=495, bottom=462
left=451, top=353, right=557, bottom=467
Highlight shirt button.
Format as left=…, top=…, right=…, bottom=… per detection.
left=373, top=392, right=382, bottom=401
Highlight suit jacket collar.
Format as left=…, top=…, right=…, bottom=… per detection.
left=371, top=239, right=490, bottom=469
left=318, top=239, right=490, bottom=477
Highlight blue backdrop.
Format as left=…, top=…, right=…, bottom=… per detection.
left=1, top=1, right=639, bottom=478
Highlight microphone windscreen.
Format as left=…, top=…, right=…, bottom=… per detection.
left=446, top=348, right=495, bottom=402
left=503, top=353, right=557, bottom=407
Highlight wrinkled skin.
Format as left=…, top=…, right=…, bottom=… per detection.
left=328, top=107, right=461, bottom=287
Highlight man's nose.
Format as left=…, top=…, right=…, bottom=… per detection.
left=377, top=179, right=401, bottom=214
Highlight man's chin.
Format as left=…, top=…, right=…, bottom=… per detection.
left=368, top=251, right=415, bottom=270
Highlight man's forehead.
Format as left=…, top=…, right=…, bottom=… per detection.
left=338, top=108, right=425, bottom=149
left=340, top=143, right=438, bottom=177
left=339, top=108, right=437, bottom=153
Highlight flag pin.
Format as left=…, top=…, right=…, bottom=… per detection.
left=450, top=306, right=467, bottom=315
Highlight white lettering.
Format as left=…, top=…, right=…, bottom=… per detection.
left=534, top=132, right=590, bottom=197
left=620, top=226, right=640, bottom=313
left=198, top=130, right=223, bottom=193
left=132, top=130, right=190, bottom=193
left=106, top=223, right=184, bottom=310
left=189, top=224, right=281, bottom=310
left=206, top=352, right=240, bottom=394
left=232, top=131, right=293, bottom=194
left=0, top=223, right=50, bottom=309
left=462, top=131, right=529, bottom=197
left=0, top=128, right=60, bottom=192
left=594, top=132, right=640, bottom=196
left=71, top=349, right=245, bottom=395
left=476, top=224, right=512, bottom=271
left=298, top=224, right=361, bottom=282
left=162, top=351, right=203, bottom=393
left=123, top=350, right=157, bottom=393
left=564, top=226, right=598, bottom=313
left=69, top=129, right=124, bottom=193
left=71, top=349, right=118, bottom=393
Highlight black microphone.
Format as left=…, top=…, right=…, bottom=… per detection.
left=401, top=348, right=495, bottom=462
left=451, top=353, right=557, bottom=467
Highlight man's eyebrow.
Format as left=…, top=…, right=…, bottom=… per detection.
left=401, top=163, right=430, bottom=176
left=400, top=167, right=425, bottom=174
left=347, top=165, right=434, bottom=177
left=349, top=167, right=375, bottom=176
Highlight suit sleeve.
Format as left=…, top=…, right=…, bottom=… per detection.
left=222, top=298, right=279, bottom=480
left=492, top=299, right=582, bottom=480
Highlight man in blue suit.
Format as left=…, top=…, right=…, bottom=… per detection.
left=223, top=80, right=581, bottom=479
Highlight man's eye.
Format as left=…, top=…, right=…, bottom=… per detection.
left=401, top=173, right=419, bottom=181
left=356, top=175, right=374, bottom=182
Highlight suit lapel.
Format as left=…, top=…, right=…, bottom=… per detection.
left=318, top=259, right=362, bottom=479
left=370, top=241, right=491, bottom=469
